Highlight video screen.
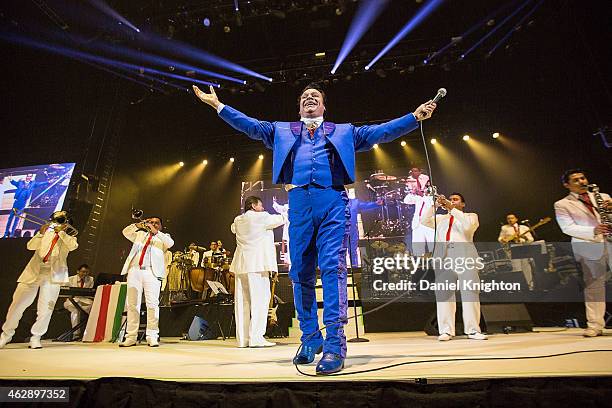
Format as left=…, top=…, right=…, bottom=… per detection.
left=0, top=163, right=76, bottom=238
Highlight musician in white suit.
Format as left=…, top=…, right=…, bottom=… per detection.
left=231, top=196, right=286, bottom=348
left=119, top=216, right=174, bottom=347
left=272, top=196, right=290, bottom=264
left=498, top=214, right=535, bottom=290
left=63, top=264, right=94, bottom=339
left=411, top=192, right=435, bottom=256
left=554, top=169, right=611, bottom=337
left=0, top=220, right=78, bottom=349
left=421, top=193, right=487, bottom=341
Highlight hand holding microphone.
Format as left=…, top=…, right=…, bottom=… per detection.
left=414, top=88, right=446, bottom=121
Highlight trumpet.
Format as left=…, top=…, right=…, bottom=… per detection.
left=131, top=208, right=152, bottom=232
left=12, top=209, right=78, bottom=236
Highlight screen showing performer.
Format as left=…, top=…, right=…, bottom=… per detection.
left=0, top=163, right=76, bottom=239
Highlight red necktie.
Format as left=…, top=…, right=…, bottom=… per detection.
left=579, top=193, right=596, bottom=216
left=43, top=232, right=60, bottom=263
left=514, top=225, right=519, bottom=235
left=308, top=127, right=315, bottom=139
left=138, top=233, right=153, bottom=268
left=445, top=215, right=454, bottom=242
left=419, top=201, right=425, bottom=216
left=80, top=279, right=84, bottom=288
left=416, top=178, right=422, bottom=192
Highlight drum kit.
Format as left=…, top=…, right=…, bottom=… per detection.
left=164, top=249, right=234, bottom=305
left=366, top=171, right=424, bottom=236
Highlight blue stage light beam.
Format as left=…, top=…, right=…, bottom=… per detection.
left=234, top=0, right=240, bottom=12
left=43, top=29, right=247, bottom=85
left=331, top=0, right=390, bottom=74
left=76, top=58, right=169, bottom=91
left=139, top=32, right=272, bottom=82
left=459, top=0, right=532, bottom=60
left=365, top=0, right=445, bottom=70
left=424, top=0, right=519, bottom=64
left=87, top=0, right=141, bottom=32
left=487, top=0, right=543, bottom=56
left=0, top=33, right=218, bottom=89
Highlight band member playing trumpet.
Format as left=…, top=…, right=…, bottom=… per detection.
left=421, top=193, right=487, bottom=341
left=231, top=196, right=286, bottom=348
left=0, top=216, right=78, bottom=349
left=119, top=216, right=174, bottom=347
left=554, top=169, right=611, bottom=337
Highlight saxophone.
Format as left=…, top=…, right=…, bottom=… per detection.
left=588, top=184, right=612, bottom=243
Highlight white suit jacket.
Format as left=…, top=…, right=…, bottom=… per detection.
left=120, top=224, right=175, bottom=279
left=272, top=201, right=290, bottom=241
left=230, top=211, right=285, bottom=274
left=412, top=195, right=435, bottom=230
left=18, top=229, right=78, bottom=284
left=554, top=191, right=611, bottom=260
left=498, top=224, right=534, bottom=243
left=421, top=206, right=480, bottom=261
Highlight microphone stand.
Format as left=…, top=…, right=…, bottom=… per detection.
left=347, top=219, right=380, bottom=343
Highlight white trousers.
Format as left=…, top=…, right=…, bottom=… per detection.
left=234, top=272, right=271, bottom=347
left=63, top=299, right=92, bottom=332
left=2, top=269, right=61, bottom=340
left=126, top=267, right=161, bottom=340
left=576, top=248, right=611, bottom=331
left=412, top=225, right=435, bottom=256
left=434, top=267, right=481, bottom=336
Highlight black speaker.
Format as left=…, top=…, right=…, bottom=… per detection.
left=424, top=303, right=532, bottom=335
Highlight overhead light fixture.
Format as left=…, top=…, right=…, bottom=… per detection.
left=463, top=135, right=470, bottom=141
left=430, top=138, right=437, bottom=144
left=179, top=161, right=185, bottom=167
left=492, top=132, right=500, bottom=139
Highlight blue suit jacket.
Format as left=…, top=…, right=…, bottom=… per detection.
left=219, top=105, right=419, bottom=184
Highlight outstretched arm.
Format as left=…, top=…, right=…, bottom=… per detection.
left=193, top=85, right=275, bottom=148
left=354, top=101, right=436, bottom=151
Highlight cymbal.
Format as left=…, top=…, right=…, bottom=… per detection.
left=371, top=240, right=389, bottom=249
left=388, top=243, right=406, bottom=252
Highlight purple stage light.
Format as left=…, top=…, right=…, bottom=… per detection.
left=426, top=0, right=520, bottom=64
left=365, top=0, right=445, bottom=70
left=142, top=32, right=272, bottom=82
left=203, top=18, right=211, bottom=27
left=461, top=0, right=531, bottom=60
left=487, top=0, right=543, bottom=56
left=331, top=0, right=389, bottom=74
left=88, top=0, right=141, bottom=33
left=0, top=33, right=219, bottom=89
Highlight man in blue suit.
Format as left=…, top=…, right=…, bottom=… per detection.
left=3, top=175, right=48, bottom=238
left=193, top=83, right=436, bottom=374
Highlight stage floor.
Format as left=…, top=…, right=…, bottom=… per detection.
left=1, top=329, right=611, bottom=382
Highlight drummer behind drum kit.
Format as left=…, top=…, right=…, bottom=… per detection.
left=365, top=170, right=427, bottom=237
left=164, top=246, right=235, bottom=305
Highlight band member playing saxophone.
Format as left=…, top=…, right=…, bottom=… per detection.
left=554, top=169, right=611, bottom=337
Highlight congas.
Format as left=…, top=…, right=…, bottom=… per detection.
left=189, top=267, right=216, bottom=293
left=221, top=271, right=235, bottom=295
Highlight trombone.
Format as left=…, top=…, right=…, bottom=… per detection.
left=12, top=208, right=79, bottom=236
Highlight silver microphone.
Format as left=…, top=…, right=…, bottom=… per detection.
left=420, top=88, right=446, bottom=118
